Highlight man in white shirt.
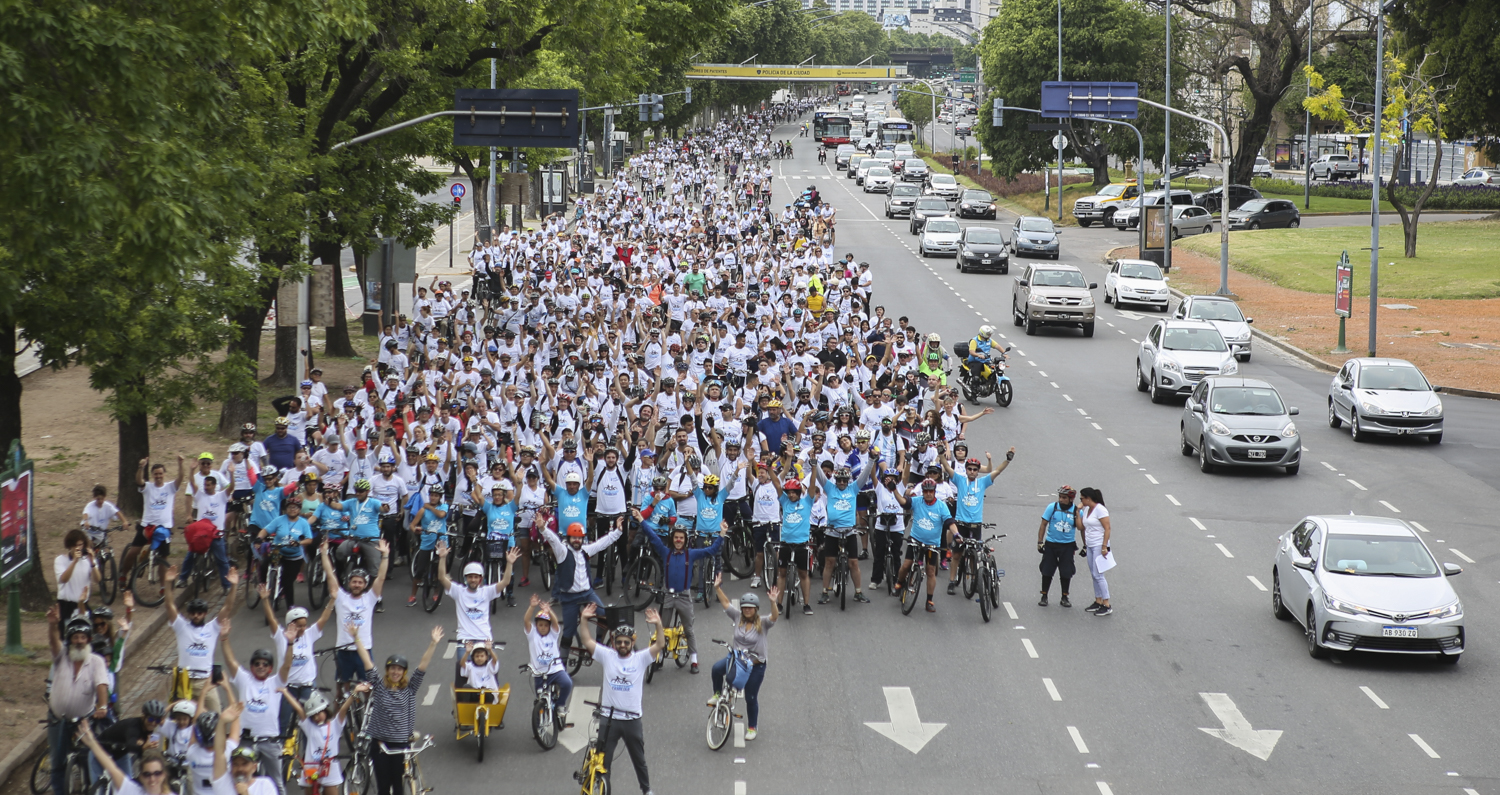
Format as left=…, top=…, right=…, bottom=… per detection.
left=220, top=635, right=294, bottom=792
left=578, top=603, right=664, bottom=795
left=163, top=568, right=238, bottom=712
left=436, top=547, right=519, bottom=664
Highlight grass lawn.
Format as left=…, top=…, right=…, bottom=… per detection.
left=1175, top=219, right=1500, bottom=299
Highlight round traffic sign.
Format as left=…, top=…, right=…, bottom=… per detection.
left=1052, top=134, right=1068, bottom=150
left=450, top=183, right=466, bottom=199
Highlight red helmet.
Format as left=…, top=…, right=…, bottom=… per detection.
left=566, top=522, right=586, bottom=538
left=965, top=458, right=982, bottom=468
left=920, top=478, right=938, bottom=491
left=783, top=479, right=802, bottom=492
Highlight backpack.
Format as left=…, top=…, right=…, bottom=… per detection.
left=184, top=519, right=217, bottom=554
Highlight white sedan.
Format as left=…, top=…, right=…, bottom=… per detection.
left=926, top=173, right=961, bottom=200
left=1105, top=259, right=1170, bottom=311
left=1172, top=205, right=1215, bottom=237
left=919, top=218, right=962, bottom=258
left=863, top=166, right=896, bottom=193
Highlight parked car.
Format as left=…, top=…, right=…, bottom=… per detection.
left=1174, top=295, right=1253, bottom=361
left=919, top=218, right=963, bottom=258
left=908, top=197, right=952, bottom=235
left=1011, top=263, right=1096, bottom=337
left=1227, top=198, right=1301, bottom=230
left=926, top=173, right=962, bottom=200
left=863, top=166, right=895, bottom=192
left=1309, top=153, right=1359, bottom=180
left=1011, top=215, right=1060, bottom=258
left=1181, top=377, right=1301, bottom=474
left=902, top=158, right=929, bottom=182
left=1135, top=319, right=1237, bottom=403
left=1113, top=189, right=1194, bottom=230
left=834, top=144, right=857, bottom=169
left=956, top=189, right=996, bottom=219
left=1252, top=156, right=1274, bottom=179
left=1072, top=182, right=1141, bottom=227
left=1104, top=259, right=1170, bottom=311
left=885, top=183, right=922, bottom=218
left=1453, top=167, right=1500, bottom=186
left=1273, top=515, right=1464, bottom=663
left=1175, top=150, right=1210, bottom=168
left=1327, top=358, right=1444, bottom=443
left=956, top=226, right=1009, bottom=273
left=1171, top=205, right=1216, bottom=237
left=1193, top=184, right=1261, bottom=213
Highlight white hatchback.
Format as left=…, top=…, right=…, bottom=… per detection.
left=1104, top=259, right=1169, bottom=311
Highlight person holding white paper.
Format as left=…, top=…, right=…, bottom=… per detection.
left=1079, top=487, right=1113, bottom=617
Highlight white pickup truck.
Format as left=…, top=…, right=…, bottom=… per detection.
left=1309, top=154, right=1360, bottom=181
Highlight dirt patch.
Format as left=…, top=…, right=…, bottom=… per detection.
left=1117, top=247, right=1500, bottom=393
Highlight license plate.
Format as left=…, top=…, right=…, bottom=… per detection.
left=981, top=259, right=992, bottom=264
left=1247, top=450, right=1266, bottom=459
left=1382, top=626, right=1418, bottom=638
left=1398, top=428, right=1410, bottom=435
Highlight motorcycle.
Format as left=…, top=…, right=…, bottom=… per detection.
left=952, top=342, right=1014, bottom=407
left=793, top=187, right=820, bottom=210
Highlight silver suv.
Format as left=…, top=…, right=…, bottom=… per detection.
left=1309, top=154, right=1359, bottom=181
left=1011, top=263, right=1097, bottom=337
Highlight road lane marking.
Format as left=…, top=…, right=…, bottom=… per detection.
left=1360, top=686, right=1389, bottom=709
left=421, top=684, right=440, bottom=706
left=1145, top=474, right=1158, bottom=484
left=558, top=686, right=602, bottom=753
left=1117, top=329, right=1126, bottom=334
left=1097, top=784, right=1115, bottom=795
left=735, top=782, right=747, bottom=795
left=1002, top=601, right=1019, bottom=619
left=1051, top=382, right=1060, bottom=388
left=1189, top=517, right=1206, bottom=530
left=443, top=643, right=459, bottom=659
left=1410, top=521, right=1430, bottom=533
left=1450, top=549, right=1475, bottom=563
left=1215, top=543, right=1234, bottom=558
left=1064, top=394, right=1074, bottom=401
left=1125, top=455, right=1139, bottom=464
left=1247, top=576, right=1267, bottom=591
left=1379, top=500, right=1401, bottom=513
left=1321, top=461, right=1337, bottom=471
left=1166, top=494, right=1181, bottom=505
left=1039, top=371, right=1049, bottom=377
left=1022, top=638, right=1039, bottom=658
left=1107, top=438, right=1119, bottom=446
left=1347, top=479, right=1368, bottom=490
left=734, top=720, right=746, bottom=748
left=1106, top=322, right=1115, bottom=327
left=1409, top=734, right=1440, bottom=758
left=1043, top=678, right=1062, bottom=701
left=1068, top=726, right=1090, bottom=753
left=1028, top=361, right=1037, bottom=366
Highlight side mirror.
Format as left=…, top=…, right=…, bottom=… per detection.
left=1443, top=562, right=1464, bottom=577
left=1016, top=279, right=1029, bottom=287
left=1163, top=276, right=1170, bottom=282
left=1246, top=318, right=1254, bottom=324
left=1342, top=380, right=1353, bottom=390
left=1088, top=283, right=1098, bottom=290
left=1288, top=407, right=1299, bottom=415
left=1292, top=556, right=1315, bottom=572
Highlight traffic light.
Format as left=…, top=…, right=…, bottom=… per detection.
left=650, top=94, right=664, bottom=122
left=638, top=94, right=649, bottom=122
left=685, top=86, right=693, bottom=105
left=992, top=99, right=1003, bottom=127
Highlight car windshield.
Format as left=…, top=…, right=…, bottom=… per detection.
left=1119, top=263, right=1163, bottom=280
left=868, top=168, right=891, bottom=176
left=1209, top=387, right=1285, bottom=415
left=965, top=228, right=1005, bottom=244
left=931, top=175, right=956, bottom=185
left=1019, top=219, right=1053, bottom=233
left=1031, top=270, right=1087, bottom=288
left=1162, top=328, right=1227, bottom=352
left=906, top=159, right=925, bottom=168
left=1358, top=365, right=1431, bottom=391
left=1187, top=300, right=1244, bottom=322
left=1322, top=534, right=1438, bottom=577
left=837, top=145, right=854, bottom=154
left=1238, top=199, right=1271, bottom=212
left=892, top=185, right=920, bottom=196
left=926, top=220, right=961, bottom=233
left=962, top=190, right=992, bottom=201
left=1097, top=184, right=1127, bottom=198
left=917, top=199, right=948, bottom=210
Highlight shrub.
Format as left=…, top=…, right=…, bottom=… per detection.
left=915, top=148, right=1091, bottom=197
left=1249, top=178, right=1500, bottom=210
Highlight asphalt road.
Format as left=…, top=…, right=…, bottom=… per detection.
left=227, top=121, right=1500, bottom=795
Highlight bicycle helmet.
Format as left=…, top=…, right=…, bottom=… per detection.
left=184, top=598, right=210, bottom=614
left=881, top=467, right=901, bottom=479
left=347, top=568, right=370, bottom=583
left=1057, top=485, right=1076, bottom=499
left=91, top=606, right=114, bottom=621
left=302, top=692, right=331, bottom=716
left=262, top=466, right=281, bottom=480
left=462, top=562, right=484, bottom=578
left=64, top=616, right=92, bottom=640
left=299, top=471, right=320, bottom=484
left=274, top=417, right=290, bottom=427
left=241, top=422, right=257, bottom=433
left=651, top=475, right=669, bottom=488
left=564, top=471, right=583, bottom=485
left=230, top=746, right=257, bottom=763
left=914, top=433, right=931, bottom=445
left=354, top=478, right=372, bottom=492
left=920, top=478, right=938, bottom=491
left=702, top=474, right=720, bottom=487
left=833, top=466, right=852, bottom=481
left=611, top=624, right=636, bottom=641
left=228, top=443, right=248, bottom=454
left=384, top=654, right=409, bottom=670
left=562, top=439, right=578, bottom=451
left=249, top=648, right=275, bottom=666
left=765, top=399, right=782, bottom=409
left=783, top=478, right=802, bottom=492
left=739, top=593, right=760, bottom=609
left=565, top=522, right=586, bottom=538
left=285, top=606, right=309, bottom=623
left=854, top=429, right=871, bottom=442
left=927, top=333, right=941, bottom=343
left=195, top=712, right=219, bottom=741
left=171, top=700, right=197, bottom=718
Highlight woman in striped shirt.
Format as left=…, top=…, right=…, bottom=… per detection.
left=350, top=622, right=443, bottom=795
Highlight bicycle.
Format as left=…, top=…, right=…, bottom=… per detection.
left=482, top=536, right=513, bottom=614
left=84, top=526, right=120, bottom=606
left=645, top=609, right=686, bottom=684
left=340, top=684, right=375, bottom=794
left=411, top=531, right=455, bottom=613
left=827, top=530, right=864, bottom=611
left=574, top=702, right=632, bottom=795
left=522, top=664, right=564, bottom=751
left=705, top=640, right=750, bottom=751
left=376, top=734, right=433, bottom=795
left=145, top=664, right=193, bottom=702
left=719, top=515, right=753, bottom=579
left=974, top=533, right=1006, bottom=623
left=181, top=533, right=219, bottom=599
left=126, top=540, right=170, bottom=608
left=621, top=534, right=662, bottom=612
left=250, top=543, right=304, bottom=618
left=30, top=716, right=91, bottom=795
left=898, top=543, right=942, bottom=616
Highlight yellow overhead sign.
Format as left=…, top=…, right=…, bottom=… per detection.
left=685, top=64, right=908, bottom=81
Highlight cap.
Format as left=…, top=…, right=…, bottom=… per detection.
left=354, top=441, right=368, bottom=450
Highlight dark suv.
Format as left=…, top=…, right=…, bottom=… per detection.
left=1193, top=184, right=1261, bottom=213
left=909, top=197, right=952, bottom=235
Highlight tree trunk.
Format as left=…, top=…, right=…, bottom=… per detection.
left=116, top=412, right=150, bottom=519
left=1389, top=131, right=1443, bottom=259
left=0, top=316, right=20, bottom=466
left=267, top=324, right=298, bottom=388
left=217, top=277, right=279, bottom=436
left=313, top=240, right=358, bottom=358
left=1230, top=96, right=1278, bottom=185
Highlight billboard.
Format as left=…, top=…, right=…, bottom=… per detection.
left=1, top=469, right=32, bottom=582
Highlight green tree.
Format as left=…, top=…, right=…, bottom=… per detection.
left=1393, top=0, right=1500, bottom=159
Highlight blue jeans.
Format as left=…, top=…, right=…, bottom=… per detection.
left=556, top=589, right=603, bottom=650
left=49, top=717, right=85, bottom=795
left=711, top=654, right=767, bottom=728
left=532, top=670, right=574, bottom=713
left=180, top=538, right=231, bottom=588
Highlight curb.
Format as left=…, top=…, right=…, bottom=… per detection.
left=1435, top=384, right=1500, bottom=401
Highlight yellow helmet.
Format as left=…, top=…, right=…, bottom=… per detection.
left=702, top=474, right=721, bottom=487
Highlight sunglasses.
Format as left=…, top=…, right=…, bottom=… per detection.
left=140, top=771, right=166, bottom=779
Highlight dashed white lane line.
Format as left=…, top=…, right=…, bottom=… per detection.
left=1097, top=784, right=1115, bottom=795
left=1107, top=438, right=1119, bottom=446
left=1022, top=638, right=1039, bottom=658
left=1166, top=494, right=1181, bottom=506
left=1379, top=500, right=1401, bottom=513
left=1068, top=726, right=1091, bottom=753
left=1247, top=575, right=1267, bottom=591
left=1029, top=361, right=1037, bottom=366
left=735, top=781, right=747, bottom=795
left=1360, top=686, right=1390, bottom=709
left=1125, top=455, right=1139, bottom=464
left=443, top=643, right=459, bottom=659
left=1145, top=473, right=1158, bottom=484
left=1003, top=601, right=1019, bottom=620
left=1051, top=382, right=1060, bottom=388
left=1215, top=543, right=1234, bottom=558
left=1043, top=678, right=1062, bottom=701
left=1409, top=734, right=1441, bottom=758
left=422, top=684, right=440, bottom=706
left=1450, top=549, right=1476, bottom=563
left=1039, top=371, right=1049, bottom=377
left=1064, top=394, right=1073, bottom=401
left=1117, top=329, right=1126, bottom=334
left=1321, top=461, right=1338, bottom=471
left=1091, top=422, right=1103, bottom=430
left=1410, top=521, right=1430, bottom=533
left=1347, top=479, right=1368, bottom=490
left=734, top=720, right=746, bottom=748
left=1189, top=517, right=1206, bottom=531
left=1106, top=322, right=1115, bottom=327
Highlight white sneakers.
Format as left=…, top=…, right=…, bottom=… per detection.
left=750, top=575, right=762, bottom=588
left=745, top=728, right=758, bottom=741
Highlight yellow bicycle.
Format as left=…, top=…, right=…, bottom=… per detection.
left=645, top=614, right=686, bottom=684
left=574, top=702, right=632, bottom=795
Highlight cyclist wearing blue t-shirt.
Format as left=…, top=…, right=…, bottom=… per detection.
left=338, top=479, right=384, bottom=577
left=407, top=486, right=449, bottom=607
left=257, top=500, right=313, bottom=606
left=776, top=475, right=820, bottom=616
left=813, top=464, right=874, bottom=605
left=546, top=469, right=592, bottom=542
left=944, top=448, right=1015, bottom=595
left=474, top=477, right=522, bottom=605
left=1036, top=485, right=1080, bottom=608
left=894, top=478, right=952, bottom=613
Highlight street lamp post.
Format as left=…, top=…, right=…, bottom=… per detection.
left=1368, top=2, right=1393, bottom=356
left=1056, top=0, right=1064, bottom=221
left=1304, top=0, right=1314, bottom=210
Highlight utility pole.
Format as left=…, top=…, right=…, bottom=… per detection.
left=486, top=42, right=497, bottom=241
left=1163, top=0, right=1173, bottom=274
left=1304, top=2, right=1314, bottom=210
left=1056, top=0, right=1064, bottom=221
left=1369, top=4, right=1388, bottom=356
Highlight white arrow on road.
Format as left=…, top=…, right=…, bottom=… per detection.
left=557, top=686, right=601, bottom=753
left=1197, top=692, right=1283, bottom=761
left=864, top=687, right=945, bottom=754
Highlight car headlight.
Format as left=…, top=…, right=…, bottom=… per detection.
left=1360, top=401, right=1385, bottom=415
left=1281, top=422, right=1298, bottom=437
left=1423, top=402, right=1443, bottom=416
left=1324, top=593, right=1374, bottom=616
left=1221, top=360, right=1238, bottom=375
left=1080, top=296, right=1094, bottom=306
left=1158, top=359, right=1179, bottom=373
left=1427, top=601, right=1463, bottom=619
left=1029, top=294, right=1047, bottom=305
left=1208, top=420, right=1231, bottom=436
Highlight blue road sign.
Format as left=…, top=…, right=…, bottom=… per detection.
left=450, top=183, right=466, bottom=199
left=1040, top=82, right=1139, bottom=119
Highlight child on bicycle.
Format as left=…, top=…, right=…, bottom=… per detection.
left=282, top=685, right=366, bottom=795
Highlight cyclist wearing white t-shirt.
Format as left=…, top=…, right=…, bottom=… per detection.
left=219, top=633, right=294, bottom=791
left=317, top=539, right=390, bottom=695
left=522, top=596, right=572, bottom=720
left=435, top=545, right=520, bottom=662
left=578, top=602, right=665, bottom=795
left=122, top=456, right=185, bottom=584
left=164, top=567, right=238, bottom=712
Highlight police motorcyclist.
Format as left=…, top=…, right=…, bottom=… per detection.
left=963, top=326, right=1000, bottom=382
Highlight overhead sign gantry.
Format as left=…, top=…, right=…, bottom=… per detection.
left=684, top=64, right=908, bottom=82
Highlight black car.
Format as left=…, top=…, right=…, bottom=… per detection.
left=1193, top=184, right=1261, bottom=213
left=1227, top=198, right=1301, bottom=230
left=956, top=189, right=997, bottom=219
left=909, top=197, right=952, bottom=235
left=957, top=226, right=1009, bottom=273
left=885, top=183, right=922, bottom=218
left=1175, top=150, right=1209, bottom=168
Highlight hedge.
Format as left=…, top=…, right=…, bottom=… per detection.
left=1249, top=177, right=1500, bottom=210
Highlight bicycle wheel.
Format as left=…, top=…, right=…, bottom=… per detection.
left=265, top=566, right=282, bottom=619
left=623, top=556, right=659, bottom=612
left=761, top=545, right=777, bottom=591
left=532, top=699, right=558, bottom=750
left=30, top=747, right=51, bottom=794
left=961, top=551, right=978, bottom=600
left=475, top=713, right=486, bottom=762
left=838, top=557, right=847, bottom=611
left=978, top=568, right=993, bottom=622
left=97, top=554, right=118, bottom=605
left=307, top=562, right=328, bottom=609
left=645, top=650, right=658, bottom=684
left=899, top=568, right=921, bottom=616
left=343, top=753, right=372, bottom=795
left=421, top=565, right=442, bottom=613
left=598, top=546, right=615, bottom=596
left=537, top=549, right=554, bottom=592
left=129, top=557, right=166, bottom=608
left=723, top=527, right=751, bottom=578
left=988, top=562, right=1002, bottom=608
left=65, top=754, right=88, bottom=795
left=566, top=646, right=584, bottom=676
left=588, top=773, right=608, bottom=795
left=706, top=699, right=733, bottom=750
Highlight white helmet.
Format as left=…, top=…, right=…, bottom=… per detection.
left=285, top=606, right=309, bottom=623
left=463, top=562, right=485, bottom=578
left=171, top=700, right=197, bottom=718
left=977, top=325, right=994, bottom=340
left=564, top=471, right=583, bottom=485
left=302, top=692, right=331, bottom=716
left=228, top=442, right=248, bottom=454
left=927, top=332, right=941, bottom=343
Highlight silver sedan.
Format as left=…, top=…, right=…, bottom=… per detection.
left=1180, top=377, right=1300, bottom=474
left=1273, top=515, right=1464, bottom=663
left=1328, top=358, right=1444, bottom=443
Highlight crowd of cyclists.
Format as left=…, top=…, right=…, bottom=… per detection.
left=41, top=96, right=1117, bottom=795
